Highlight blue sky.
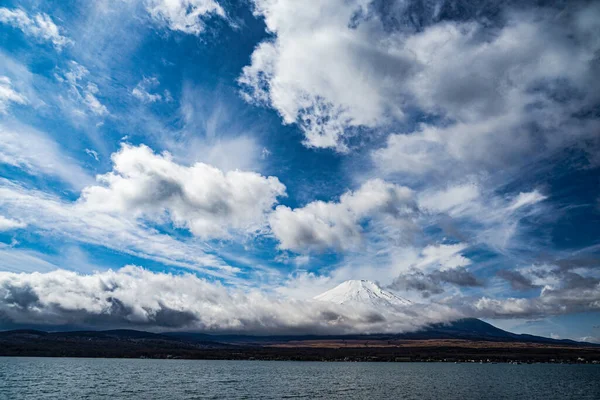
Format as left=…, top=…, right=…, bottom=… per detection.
left=0, top=0, right=599, bottom=339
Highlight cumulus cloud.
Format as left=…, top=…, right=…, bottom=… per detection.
left=241, top=0, right=600, bottom=164
left=0, top=7, right=72, bottom=50
left=0, top=76, right=27, bottom=114
left=372, top=2, right=600, bottom=174
left=145, top=0, right=226, bottom=35
left=270, top=179, right=416, bottom=252
left=0, top=142, right=289, bottom=279
left=55, top=61, right=109, bottom=117
left=81, top=143, right=286, bottom=239
left=240, top=0, right=406, bottom=150
left=0, top=266, right=460, bottom=333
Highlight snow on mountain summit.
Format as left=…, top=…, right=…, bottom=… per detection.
left=314, top=280, right=411, bottom=308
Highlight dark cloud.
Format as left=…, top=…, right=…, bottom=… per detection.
left=152, top=305, right=199, bottom=328
left=1, top=283, right=40, bottom=309
left=390, top=271, right=445, bottom=298
left=497, top=269, right=539, bottom=291
left=433, top=269, right=482, bottom=287
left=390, top=268, right=483, bottom=298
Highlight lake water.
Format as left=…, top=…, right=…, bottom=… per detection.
left=1, top=357, right=599, bottom=399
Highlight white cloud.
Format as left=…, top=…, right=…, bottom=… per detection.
left=0, top=215, right=26, bottom=232
left=0, top=179, right=234, bottom=278
left=81, top=143, right=286, bottom=239
left=373, top=3, right=600, bottom=174
left=0, top=266, right=460, bottom=333
left=508, top=190, right=547, bottom=211
left=0, top=121, right=94, bottom=189
left=270, top=179, right=415, bottom=252
left=0, top=7, right=72, bottom=50
left=411, top=244, right=471, bottom=272
left=469, top=262, right=600, bottom=318
left=470, top=285, right=600, bottom=318
left=0, top=245, right=58, bottom=273
left=0, top=76, right=27, bottom=114
left=418, top=183, right=481, bottom=216
left=132, top=77, right=164, bottom=103
left=152, top=83, right=265, bottom=173
left=418, top=183, right=548, bottom=252
left=240, top=0, right=401, bottom=151
left=85, top=148, right=100, bottom=161
left=55, top=61, right=109, bottom=117
left=145, top=0, right=226, bottom=35
left=241, top=1, right=600, bottom=159
left=0, top=141, right=288, bottom=279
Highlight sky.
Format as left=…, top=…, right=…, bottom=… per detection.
left=0, top=0, right=598, bottom=341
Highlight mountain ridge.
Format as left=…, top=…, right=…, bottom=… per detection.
left=2, top=318, right=595, bottom=347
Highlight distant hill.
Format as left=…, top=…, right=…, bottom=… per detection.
left=1, top=320, right=599, bottom=362
left=162, top=318, right=592, bottom=347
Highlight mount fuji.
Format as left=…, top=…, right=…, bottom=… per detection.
left=314, top=280, right=411, bottom=308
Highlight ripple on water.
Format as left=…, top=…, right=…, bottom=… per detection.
left=0, top=358, right=600, bottom=400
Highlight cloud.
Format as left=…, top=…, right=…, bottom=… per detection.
left=0, top=266, right=460, bottom=333
left=270, top=179, right=416, bottom=252
left=409, top=243, right=471, bottom=272
left=0, top=7, right=72, bottom=50
left=387, top=243, right=479, bottom=298
left=508, top=190, right=548, bottom=211
left=240, top=0, right=600, bottom=159
left=390, top=267, right=482, bottom=298
left=0, top=76, right=27, bottom=114
left=85, top=148, right=100, bottom=161
left=81, top=143, right=286, bottom=239
left=469, top=285, right=600, bottom=319
left=0, top=121, right=94, bottom=189
left=55, top=61, right=109, bottom=117
left=0, top=141, right=288, bottom=279
left=0, top=246, right=58, bottom=273
left=469, top=262, right=600, bottom=318
left=0, top=179, right=234, bottom=278
left=496, top=269, right=539, bottom=291
left=132, top=77, right=165, bottom=103
left=418, top=183, right=549, bottom=252
left=372, top=2, right=600, bottom=173
left=0, top=215, right=26, bottom=232
left=145, top=0, right=226, bottom=35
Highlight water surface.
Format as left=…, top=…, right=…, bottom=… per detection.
left=1, top=357, right=599, bottom=399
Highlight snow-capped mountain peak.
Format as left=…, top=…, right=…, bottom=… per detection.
left=314, top=280, right=411, bottom=308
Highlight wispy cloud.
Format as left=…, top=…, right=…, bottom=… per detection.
left=0, top=7, right=72, bottom=50
left=0, top=179, right=233, bottom=278
left=0, top=76, right=27, bottom=114
left=0, top=121, right=93, bottom=189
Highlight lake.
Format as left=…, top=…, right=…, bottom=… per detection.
left=1, top=357, right=599, bottom=399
